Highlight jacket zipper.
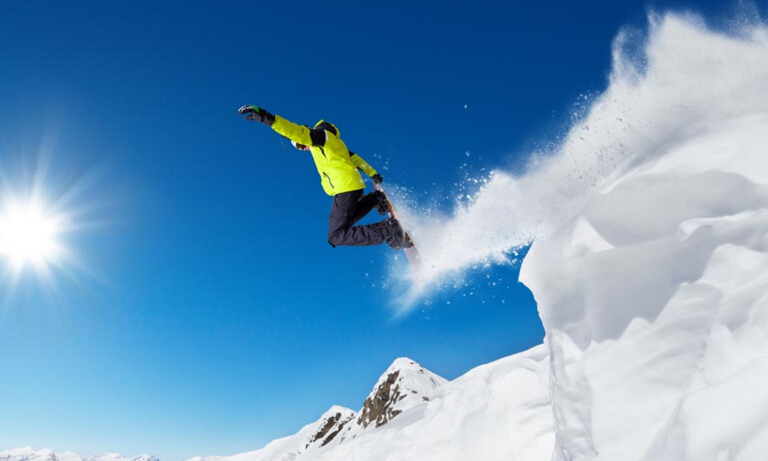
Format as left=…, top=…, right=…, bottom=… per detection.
left=323, top=172, right=335, bottom=189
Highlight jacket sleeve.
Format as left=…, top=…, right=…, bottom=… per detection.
left=271, top=115, right=328, bottom=146
left=349, top=151, right=377, bottom=177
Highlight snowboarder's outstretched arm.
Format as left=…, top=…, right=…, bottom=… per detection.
left=239, top=105, right=330, bottom=148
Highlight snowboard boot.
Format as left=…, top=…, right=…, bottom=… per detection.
left=373, top=190, right=389, bottom=215
left=372, top=217, right=406, bottom=250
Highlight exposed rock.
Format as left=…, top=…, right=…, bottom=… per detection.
left=355, top=359, right=446, bottom=430
left=357, top=370, right=403, bottom=428
left=306, top=410, right=355, bottom=448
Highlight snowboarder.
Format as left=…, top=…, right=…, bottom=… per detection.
left=238, top=104, right=408, bottom=250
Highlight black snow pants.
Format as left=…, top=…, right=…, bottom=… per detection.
left=328, top=189, right=384, bottom=247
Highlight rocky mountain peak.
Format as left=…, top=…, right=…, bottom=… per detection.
left=305, top=406, right=356, bottom=449
left=357, top=357, right=447, bottom=429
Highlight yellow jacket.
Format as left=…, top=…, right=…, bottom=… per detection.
left=271, top=115, right=377, bottom=196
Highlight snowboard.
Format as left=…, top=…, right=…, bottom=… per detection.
left=373, top=182, right=422, bottom=271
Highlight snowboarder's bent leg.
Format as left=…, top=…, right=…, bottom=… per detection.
left=328, top=190, right=385, bottom=247
left=352, top=191, right=385, bottom=224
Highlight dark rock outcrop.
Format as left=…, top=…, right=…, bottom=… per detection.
left=306, top=411, right=355, bottom=448
left=357, top=370, right=405, bottom=428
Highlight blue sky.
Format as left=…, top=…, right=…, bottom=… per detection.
left=0, top=0, right=750, bottom=460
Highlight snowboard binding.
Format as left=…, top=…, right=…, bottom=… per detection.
left=372, top=182, right=420, bottom=268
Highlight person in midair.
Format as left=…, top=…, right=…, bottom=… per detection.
left=238, top=104, right=408, bottom=250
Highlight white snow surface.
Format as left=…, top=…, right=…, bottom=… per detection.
left=187, top=350, right=553, bottom=461
left=515, top=14, right=768, bottom=461
left=315, top=348, right=553, bottom=461
left=520, top=116, right=768, bottom=460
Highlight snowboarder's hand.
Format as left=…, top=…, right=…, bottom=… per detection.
left=371, top=174, right=383, bottom=185
left=238, top=105, right=275, bottom=126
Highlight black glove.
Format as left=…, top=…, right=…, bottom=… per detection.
left=371, top=174, right=383, bottom=185
left=238, top=105, right=275, bottom=126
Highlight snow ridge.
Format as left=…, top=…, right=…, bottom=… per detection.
left=517, top=14, right=768, bottom=461
left=182, top=353, right=553, bottom=461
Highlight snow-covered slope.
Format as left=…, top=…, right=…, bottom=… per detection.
left=516, top=15, right=768, bottom=461
left=315, top=348, right=552, bottom=461
left=187, top=406, right=356, bottom=461
left=520, top=115, right=768, bottom=461
left=181, top=353, right=553, bottom=461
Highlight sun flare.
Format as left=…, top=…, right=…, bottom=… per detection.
left=0, top=199, right=62, bottom=269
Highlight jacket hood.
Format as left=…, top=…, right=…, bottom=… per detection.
left=314, top=120, right=340, bottom=138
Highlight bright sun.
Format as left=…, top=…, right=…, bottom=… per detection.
left=0, top=199, right=62, bottom=269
